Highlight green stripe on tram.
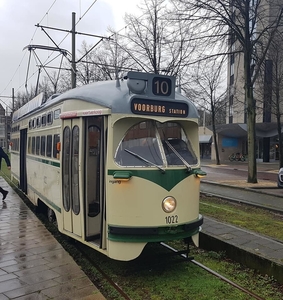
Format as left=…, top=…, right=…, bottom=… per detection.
left=26, top=155, right=60, bottom=167
left=10, top=172, right=61, bottom=214
left=28, top=184, right=61, bottom=213
left=11, top=152, right=60, bottom=168
left=108, top=169, right=194, bottom=191
left=108, top=228, right=200, bottom=243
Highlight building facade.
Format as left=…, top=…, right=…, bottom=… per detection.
left=224, top=0, right=283, bottom=162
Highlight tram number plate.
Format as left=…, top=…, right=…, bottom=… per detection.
left=165, top=215, right=178, bottom=224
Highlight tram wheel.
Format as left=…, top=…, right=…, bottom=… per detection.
left=47, top=207, right=57, bottom=226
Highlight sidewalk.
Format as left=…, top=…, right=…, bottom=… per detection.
left=0, top=178, right=106, bottom=300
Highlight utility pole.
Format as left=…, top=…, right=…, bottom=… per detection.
left=71, top=12, right=76, bottom=88
left=0, top=89, right=14, bottom=150
left=28, top=14, right=110, bottom=92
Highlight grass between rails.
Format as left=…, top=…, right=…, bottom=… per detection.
left=77, top=241, right=283, bottom=300
left=200, top=195, right=283, bottom=241
left=45, top=194, right=283, bottom=300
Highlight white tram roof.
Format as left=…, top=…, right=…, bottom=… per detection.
left=13, top=72, right=199, bottom=121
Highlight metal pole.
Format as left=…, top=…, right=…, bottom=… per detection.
left=5, top=111, right=8, bottom=150
left=71, top=12, right=76, bottom=88
left=12, top=88, right=14, bottom=112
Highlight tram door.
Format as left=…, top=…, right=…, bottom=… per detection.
left=62, top=119, right=82, bottom=236
left=85, top=117, right=103, bottom=242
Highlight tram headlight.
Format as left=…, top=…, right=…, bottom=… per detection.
left=162, top=196, right=176, bottom=213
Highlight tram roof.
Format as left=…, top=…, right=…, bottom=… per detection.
left=13, top=75, right=199, bottom=121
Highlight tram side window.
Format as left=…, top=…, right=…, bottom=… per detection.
left=46, top=135, right=52, bottom=157
left=47, top=112, right=53, bottom=125
left=36, top=136, right=40, bottom=155
left=53, top=134, right=60, bottom=159
left=31, top=137, right=36, bottom=154
left=41, top=136, right=46, bottom=156
left=54, top=109, right=61, bottom=119
left=36, top=117, right=41, bottom=127
left=42, top=115, right=46, bottom=126
left=28, top=137, right=32, bottom=154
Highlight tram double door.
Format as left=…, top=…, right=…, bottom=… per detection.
left=62, top=117, right=105, bottom=244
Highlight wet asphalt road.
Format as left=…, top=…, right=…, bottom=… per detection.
left=200, top=165, right=283, bottom=212
left=201, top=165, right=278, bottom=182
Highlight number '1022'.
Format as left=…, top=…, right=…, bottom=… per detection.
left=165, top=215, right=178, bottom=224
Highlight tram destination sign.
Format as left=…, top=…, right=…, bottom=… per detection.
left=131, top=98, right=188, bottom=117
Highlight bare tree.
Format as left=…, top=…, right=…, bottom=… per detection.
left=189, top=57, right=227, bottom=165
left=119, top=0, right=197, bottom=76
left=76, top=36, right=132, bottom=84
left=173, top=0, right=283, bottom=183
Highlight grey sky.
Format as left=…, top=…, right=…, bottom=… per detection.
left=0, top=0, right=140, bottom=111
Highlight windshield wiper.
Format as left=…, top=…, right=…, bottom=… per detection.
left=165, top=140, right=192, bottom=171
left=124, top=149, right=165, bottom=173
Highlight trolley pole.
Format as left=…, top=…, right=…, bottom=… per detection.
left=71, top=12, right=76, bottom=89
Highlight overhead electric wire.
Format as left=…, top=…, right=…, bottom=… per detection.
left=3, top=0, right=144, bottom=102
left=1, top=0, right=99, bottom=100
left=0, top=0, right=58, bottom=99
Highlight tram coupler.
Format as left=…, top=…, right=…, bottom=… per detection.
left=181, top=238, right=194, bottom=260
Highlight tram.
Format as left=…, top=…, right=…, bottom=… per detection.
left=10, top=71, right=206, bottom=261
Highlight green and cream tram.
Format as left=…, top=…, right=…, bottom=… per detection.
left=10, top=71, right=205, bottom=261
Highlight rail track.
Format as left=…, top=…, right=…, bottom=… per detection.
left=160, top=242, right=265, bottom=300
left=75, top=240, right=266, bottom=300
left=4, top=170, right=281, bottom=299
left=200, top=181, right=283, bottom=214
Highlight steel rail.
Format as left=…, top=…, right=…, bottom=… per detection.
left=160, top=242, right=265, bottom=300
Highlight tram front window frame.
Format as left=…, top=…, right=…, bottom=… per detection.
left=115, top=120, right=198, bottom=168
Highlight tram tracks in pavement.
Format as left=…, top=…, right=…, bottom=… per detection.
left=200, top=181, right=283, bottom=214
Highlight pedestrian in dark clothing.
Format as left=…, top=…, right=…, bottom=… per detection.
left=0, top=147, right=10, bottom=201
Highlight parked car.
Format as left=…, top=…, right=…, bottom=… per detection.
left=278, top=168, right=283, bottom=188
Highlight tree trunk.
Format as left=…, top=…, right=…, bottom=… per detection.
left=244, top=1, right=257, bottom=184
left=246, top=85, right=257, bottom=183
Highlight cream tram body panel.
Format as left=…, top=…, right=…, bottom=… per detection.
left=106, top=174, right=200, bottom=227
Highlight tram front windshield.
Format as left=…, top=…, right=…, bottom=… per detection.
left=115, top=121, right=198, bottom=168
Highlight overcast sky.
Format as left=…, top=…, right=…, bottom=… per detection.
left=0, top=0, right=141, bottom=111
